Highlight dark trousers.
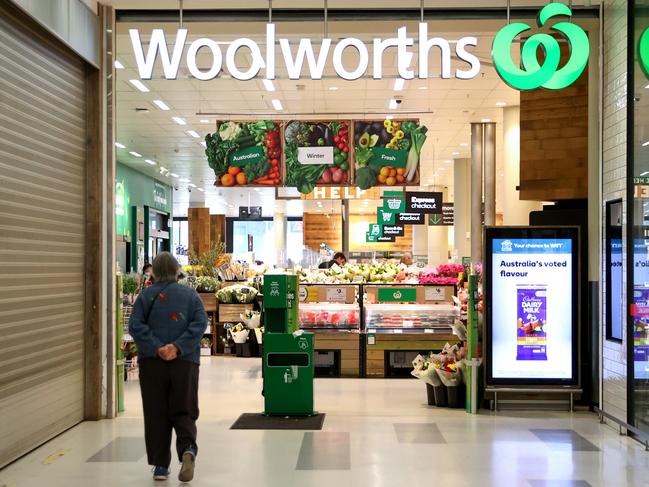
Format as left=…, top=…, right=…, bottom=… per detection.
left=139, top=358, right=199, bottom=467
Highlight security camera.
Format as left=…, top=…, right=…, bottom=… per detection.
left=395, top=98, right=403, bottom=105
left=188, top=187, right=192, bottom=193
left=173, top=185, right=179, bottom=191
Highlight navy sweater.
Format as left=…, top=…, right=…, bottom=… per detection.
left=129, top=281, right=208, bottom=364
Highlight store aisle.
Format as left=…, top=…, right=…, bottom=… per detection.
left=1, top=357, right=648, bottom=487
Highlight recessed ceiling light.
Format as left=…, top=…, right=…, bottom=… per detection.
left=481, top=118, right=492, bottom=123
left=393, top=78, right=405, bottom=91
left=129, top=151, right=142, bottom=157
left=262, top=79, right=276, bottom=92
left=170, top=173, right=179, bottom=178
left=500, top=173, right=504, bottom=177
left=271, top=99, right=283, bottom=111
left=452, top=151, right=460, bottom=156
left=417, top=86, right=428, bottom=90
left=200, top=119, right=210, bottom=124
left=160, top=166, right=167, bottom=172
left=188, top=183, right=197, bottom=188
left=187, top=130, right=200, bottom=138
left=114, top=60, right=125, bottom=69
left=496, top=101, right=507, bottom=107
left=200, top=141, right=207, bottom=148
left=129, top=79, right=150, bottom=92
left=328, top=86, right=339, bottom=91
left=115, top=142, right=126, bottom=149
left=460, top=143, right=468, bottom=147
left=388, top=98, right=398, bottom=110
left=179, top=177, right=190, bottom=183
left=145, top=159, right=156, bottom=165
left=172, top=117, right=186, bottom=125
left=152, top=99, right=170, bottom=111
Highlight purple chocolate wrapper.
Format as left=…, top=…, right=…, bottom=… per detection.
left=516, top=286, right=547, bottom=361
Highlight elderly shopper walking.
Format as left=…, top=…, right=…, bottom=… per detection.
left=129, top=252, right=208, bottom=482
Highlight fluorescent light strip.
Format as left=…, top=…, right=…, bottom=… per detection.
left=153, top=99, right=170, bottom=111
left=129, top=79, right=150, bottom=92
left=170, top=173, right=179, bottom=178
left=129, top=151, right=142, bottom=157
left=460, top=143, right=468, bottom=147
left=179, top=178, right=190, bottom=183
left=642, top=171, right=649, bottom=176
left=145, top=159, right=156, bottom=165
left=187, top=130, right=200, bottom=138
left=172, top=117, right=186, bottom=125
left=481, top=118, right=492, bottom=123
left=496, top=101, right=507, bottom=107
left=262, top=79, right=276, bottom=92
left=452, top=152, right=460, bottom=156
left=385, top=115, right=394, bottom=120
left=388, top=98, right=398, bottom=110
left=188, top=183, right=197, bottom=188
left=643, top=141, right=649, bottom=147
left=114, top=60, right=125, bottom=69
left=393, top=78, right=405, bottom=91
left=271, top=99, right=283, bottom=111
left=328, top=86, right=339, bottom=91
left=197, top=188, right=204, bottom=192
left=200, top=119, right=210, bottom=123
left=115, top=142, right=126, bottom=149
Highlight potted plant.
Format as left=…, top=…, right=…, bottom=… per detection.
left=122, top=274, right=138, bottom=304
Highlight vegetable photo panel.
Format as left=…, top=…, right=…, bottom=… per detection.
left=352, top=119, right=427, bottom=189
left=283, top=120, right=352, bottom=194
left=205, top=120, right=282, bottom=187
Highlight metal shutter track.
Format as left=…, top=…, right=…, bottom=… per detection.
left=0, top=7, right=87, bottom=467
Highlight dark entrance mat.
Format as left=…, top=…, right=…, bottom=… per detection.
left=230, top=413, right=326, bottom=430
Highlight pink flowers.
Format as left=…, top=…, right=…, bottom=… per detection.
left=418, top=263, right=464, bottom=285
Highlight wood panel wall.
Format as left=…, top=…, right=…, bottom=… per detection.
left=303, top=213, right=413, bottom=253
left=188, top=207, right=210, bottom=255
left=210, top=214, right=226, bottom=245
left=519, top=42, right=589, bottom=201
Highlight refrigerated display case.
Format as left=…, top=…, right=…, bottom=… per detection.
left=298, top=284, right=362, bottom=377
left=363, top=284, right=459, bottom=377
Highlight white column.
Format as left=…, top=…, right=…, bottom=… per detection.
left=502, top=106, right=542, bottom=225
left=274, top=209, right=287, bottom=267
left=454, top=158, right=471, bottom=260
left=412, top=222, right=428, bottom=259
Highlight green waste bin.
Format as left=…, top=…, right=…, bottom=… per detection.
left=263, top=333, right=315, bottom=416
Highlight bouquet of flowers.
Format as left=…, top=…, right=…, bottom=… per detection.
left=418, top=263, right=464, bottom=285
left=226, top=323, right=249, bottom=343
left=240, top=309, right=261, bottom=329
left=254, top=326, right=264, bottom=344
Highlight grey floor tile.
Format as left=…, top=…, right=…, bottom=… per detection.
left=86, top=437, right=146, bottom=462
left=530, top=429, right=600, bottom=451
left=394, top=423, right=447, bottom=444
left=296, top=432, right=350, bottom=470
left=528, top=481, right=592, bottom=487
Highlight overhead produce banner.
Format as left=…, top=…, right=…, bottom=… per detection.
left=301, top=186, right=380, bottom=200
left=405, top=191, right=443, bottom=214
left=205, top=120, right=281, bottom=187
left=284, top=120, right=351, bottom=194
left=485, top=227, right=579, bottom=386
left=397, top=212, right=425, bottom=225
left=428, top=203, right=454, bottom=226
left=354, top=119, right=426, bottom=190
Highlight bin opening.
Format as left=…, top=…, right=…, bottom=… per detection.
left=267, top=353, right=310, bottom=367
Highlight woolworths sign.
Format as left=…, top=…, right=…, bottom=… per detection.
left=129, top=3, right=588, bottom=90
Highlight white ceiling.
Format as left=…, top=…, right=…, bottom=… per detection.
left=113, top=12, right=596, bottom=217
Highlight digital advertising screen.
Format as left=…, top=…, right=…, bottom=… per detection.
left=485, top=227, right=579, bottom=386
left=633, top=239, right=649, bottom=380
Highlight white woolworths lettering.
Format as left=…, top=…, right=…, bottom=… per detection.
left=128, top=24, right=481, bottom=82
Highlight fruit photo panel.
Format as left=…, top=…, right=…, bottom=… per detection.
left=205, top=120, right=283, bottom=187
left=352, top=119, right=427, bottom=189
left=283, top=120, right=353, bottom=194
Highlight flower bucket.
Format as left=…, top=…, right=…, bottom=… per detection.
left=241, top=312, right=261, bottom=329
left=254, top=328, right=263, bottom=344
left=229, top=329, right=249, bottom=344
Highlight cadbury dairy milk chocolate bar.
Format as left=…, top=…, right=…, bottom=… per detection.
left=516, top=285, right=547, bottom=361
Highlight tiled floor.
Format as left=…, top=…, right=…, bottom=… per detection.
left=2, top=357, right=649, bottom=486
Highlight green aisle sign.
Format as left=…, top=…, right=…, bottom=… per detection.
left=383, top=197, right=405, bottom=213
left=377, top=209, right=395, bottom=225
left=368, top=223, right=382, bottom=237
left=366, top=232, right=377, bottom=243
left=378, top=287, right=417, bottom=303
left=492, top=3, right=589, bottom=90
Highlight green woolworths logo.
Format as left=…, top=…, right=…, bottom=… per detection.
left=640, top=28, right=649, bottom=78
left=492, top=3, right=589, bottom=91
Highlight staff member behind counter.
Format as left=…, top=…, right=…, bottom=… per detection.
left=318, top=252, right=347, bottom=269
